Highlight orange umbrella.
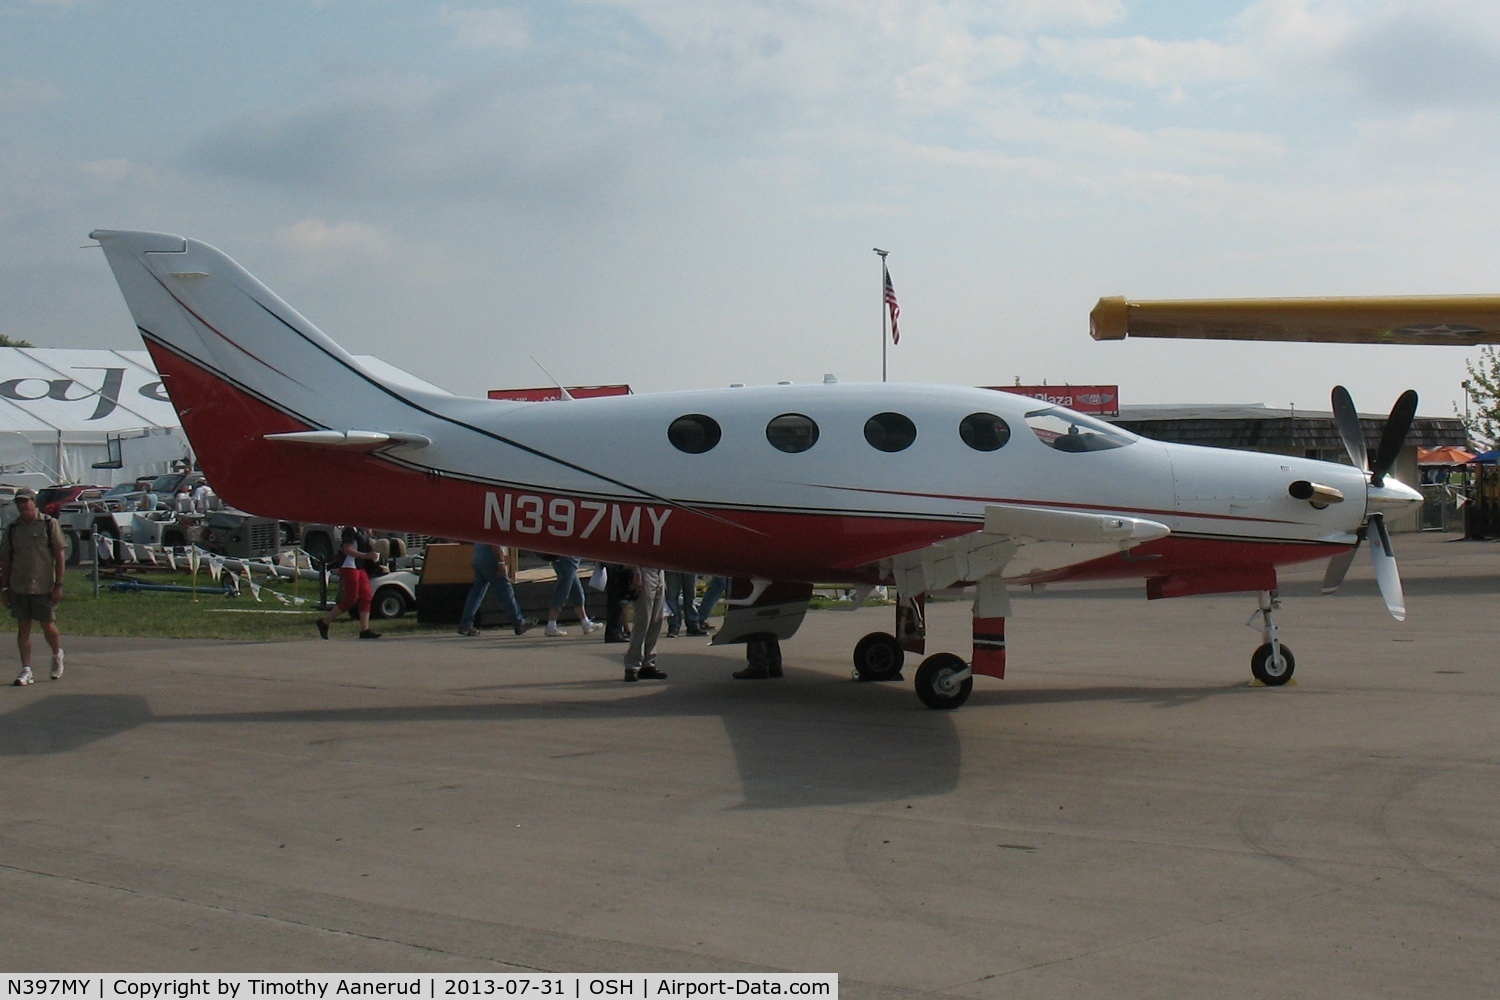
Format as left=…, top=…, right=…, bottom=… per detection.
left=1418, top=446, right=1476, bottom=465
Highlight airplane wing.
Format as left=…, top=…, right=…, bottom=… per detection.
left=880, top=504, right=1170, bottom=597
left=1089, top=294, right=1500, bottom=345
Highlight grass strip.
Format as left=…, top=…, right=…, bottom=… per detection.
left=0, top=569, right=445, bottom=642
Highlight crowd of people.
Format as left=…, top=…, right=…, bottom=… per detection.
left=2, top=487, right=746, bottom=687
left=451, top=546, right=732, bottom=683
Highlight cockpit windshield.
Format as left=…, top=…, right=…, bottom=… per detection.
left=1024, top=407, right=1136, bottom=453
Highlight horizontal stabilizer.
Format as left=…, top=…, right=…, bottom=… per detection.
left=264, top=430, right=431, bottom=449
left=1090, top=294, right=1500, bottom=345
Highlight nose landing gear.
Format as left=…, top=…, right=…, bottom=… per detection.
left=914, top=653, right=973, bottom=709
left=1248, top=590, right=1294, bottom=686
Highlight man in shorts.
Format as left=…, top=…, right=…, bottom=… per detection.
left=0, top=487, right=66, bottom=685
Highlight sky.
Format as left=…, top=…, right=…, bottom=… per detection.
left=3, top=0, right=1500, bottom=419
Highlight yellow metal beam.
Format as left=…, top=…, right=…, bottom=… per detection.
left=1089, top=294, right=1500, bottom=345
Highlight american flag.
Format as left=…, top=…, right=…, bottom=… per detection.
left=883, top=264, right=900, bottom=344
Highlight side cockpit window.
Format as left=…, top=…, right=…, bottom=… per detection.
left=959, top=412, right=1010, bottom=452
left=1024, top=407, right=1135, bottom=452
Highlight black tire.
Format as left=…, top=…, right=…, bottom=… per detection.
left=62, top=530, right=80, bottom=566
left=915, top=653, right=973, bottom=710
left=303, top=534, right=334, bottom=568
left=1251, top=643, right=1295, bottom=686
left=852, top=631, right=904, bottom=681
left=373, top=586, right=408, bottom=620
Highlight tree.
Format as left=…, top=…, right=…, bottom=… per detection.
left=1460, top=345, right=1500, bottom=443
left=0, top=334, right=34, bottom=348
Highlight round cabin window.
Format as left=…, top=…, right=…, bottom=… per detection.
left=864, top=412, right=917, bottom=453
left=766, top=413, right=820, bottom=453
left=667, top=414, right=722, bottom=454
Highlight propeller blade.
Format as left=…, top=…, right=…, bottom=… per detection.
left=1330, top=385, right=1368, bottom=472
left=1369, top=389, right=1418, bottom=486
left=1321, top=529, right=1364, bottom=594
left=1367, top=513, right=1406, bottom=621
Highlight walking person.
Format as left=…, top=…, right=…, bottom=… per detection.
left=623, top=566, right=667, bottom=682
left=602, top=562, right=635, bottom=643
left=1, top=488, right=66, bottom=685
left=316, top=525, right=384, bottom=640
left=543, top=555, right=599, bottom=637
left=663, top=571, right=705, bottom=637
left=457, top=543, right=537, bottom=637
left=696, top=575, right=728, bottom=631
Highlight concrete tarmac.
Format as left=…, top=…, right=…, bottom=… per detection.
left=1, top=532, right=1496, bottom=997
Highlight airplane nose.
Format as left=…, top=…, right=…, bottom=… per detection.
left=1367, top=476, right=1423, bottom=515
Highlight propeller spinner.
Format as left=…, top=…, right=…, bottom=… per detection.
left=1322, top=386, right=1423, bottom=619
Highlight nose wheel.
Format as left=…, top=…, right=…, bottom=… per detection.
left=1248, top=590, right=1295, bottom=686
left=1251, top=642, right=1295, bottom=685
left=914, top=653, right=973, bottom=710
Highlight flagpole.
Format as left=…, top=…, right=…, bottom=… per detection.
left=873, top=248, right=889, bottom=382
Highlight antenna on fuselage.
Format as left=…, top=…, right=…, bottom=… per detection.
left=529, top=356, right=574, bottom=401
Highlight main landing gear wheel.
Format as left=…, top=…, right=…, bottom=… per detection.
left=914, top=653, right=973, bottom=710
left=852, top=631, right=904, bottom=682
left=1251, top=642, right=1295, bottom=686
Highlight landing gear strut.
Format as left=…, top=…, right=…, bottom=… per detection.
left=1248, top=590, right=1294, bottom=686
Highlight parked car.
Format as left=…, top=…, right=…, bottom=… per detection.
left=36, top=484, right=105, bottom=518
left=100, top=482, right=147, bottom=511
left=146, top=471, right=207, bottom=499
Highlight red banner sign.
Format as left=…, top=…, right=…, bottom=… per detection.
left=987, top=384, right=1119, bottom=416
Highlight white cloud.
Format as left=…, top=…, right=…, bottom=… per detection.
left=990, top=0, right=1128, bottom=32
left=275, top=218, right=393, bottom=257
left=272, top=220, right=396, bottom=278
left=186, top=72, right=648, bottom=208
left=8, top=0, right=1500, bottom=413
left=439, top=5, right=531, bottom=50
left=0, top=77, right=62, bottom=112
left=1240, top=0, right=1500, bottom=108
left=79, top=158, right=157, bottom=184
left=1035, top=35, right=1255, bottom=92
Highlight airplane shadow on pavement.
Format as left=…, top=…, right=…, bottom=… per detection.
left=0, top=656, right=1252, bottom=808
left=0, top=693, right=154, bottom=757
left=0, top=657, right=961, bottom=809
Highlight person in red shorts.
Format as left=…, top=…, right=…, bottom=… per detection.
left=316, top=525, right=383, bottom=640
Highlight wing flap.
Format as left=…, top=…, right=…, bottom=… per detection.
left=884, top=504, right=1170, bottom=596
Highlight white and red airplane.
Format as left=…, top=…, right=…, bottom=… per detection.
left=89, top=229, right=1423, bottom=708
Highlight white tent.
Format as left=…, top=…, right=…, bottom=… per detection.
left=0, top=348, right=447, bottom=487
left=0, top=348, right=189, bottom=487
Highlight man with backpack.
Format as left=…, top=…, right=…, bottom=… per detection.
left=1, top=487, right=66, bottom=685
